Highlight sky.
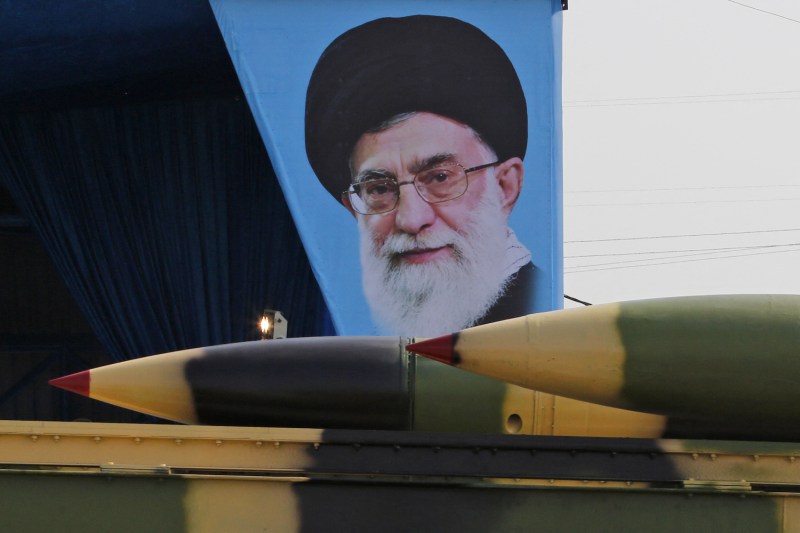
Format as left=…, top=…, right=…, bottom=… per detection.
left=561, top=0, right=800, bottom=306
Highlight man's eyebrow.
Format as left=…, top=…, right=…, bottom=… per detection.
left=353, top=153, right=457, bottom=183
left=353, top=168, right=395, bottom=183
left=408, top=153, right=457, bottom=174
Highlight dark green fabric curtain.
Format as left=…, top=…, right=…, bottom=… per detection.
left=0, top=96, right=333, bottom=361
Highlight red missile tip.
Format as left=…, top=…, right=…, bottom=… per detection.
left=407, top=334, right=458, bottom=365
left=49, top=370, right=91, bottom=397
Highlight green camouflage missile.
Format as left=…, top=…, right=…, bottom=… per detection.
left=49, top=295, right=800, bottom=441
left=49, top=335, right=671, bottom=437
left=408, top=294, right=800, bottom=433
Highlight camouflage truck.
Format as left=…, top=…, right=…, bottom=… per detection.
left=12, top=295, right=800, bottom=532
left=2, top=419, right=800, bottom=532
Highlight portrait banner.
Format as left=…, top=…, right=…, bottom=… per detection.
left=210, top=0, right=564, bottom=336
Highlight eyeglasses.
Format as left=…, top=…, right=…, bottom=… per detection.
left=343, top=161, right=499, bottom=215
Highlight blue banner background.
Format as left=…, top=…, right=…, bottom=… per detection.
left=211, top=0, right=563, bottom=334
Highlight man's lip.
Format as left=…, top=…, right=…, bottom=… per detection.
left=394, top=245, right=451, bottom=264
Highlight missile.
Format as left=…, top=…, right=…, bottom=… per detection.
left=408, top=294, right=800, bottom=431
left=49, top=294, right=800, bottom=441
left=51, top=337, right=413, bottom=429
left=49, top=335, right=670, bottom=437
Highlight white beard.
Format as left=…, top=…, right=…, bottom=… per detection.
left=359, top=187, right=512, bottom=337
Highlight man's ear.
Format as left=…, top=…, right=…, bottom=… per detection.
left=495, top=157, right=524, bottom=216
left=341, top=192, right=358, bottom=218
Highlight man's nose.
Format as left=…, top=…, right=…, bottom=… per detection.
left=393, top=185, right=436, bottom=235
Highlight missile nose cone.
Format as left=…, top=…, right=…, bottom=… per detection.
left=49, top=370, right=90, bottom=397
left=407, top=334, right=458, bottom=365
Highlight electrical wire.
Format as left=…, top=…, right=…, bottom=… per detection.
left=727, top=0, right=800, bottom=25
left=565, top=95, right=800, bottom=107
left=565, top=243, right=792, bottom=258
left=567, top=183, right=800, bottom=193
left=566, top=246, right=800, bottom=273
left=566, top=227, right=800, bottom=243
left=564, top=294, right=592, bottom=306
left=568, top=197, right=800, bottom=207
left=566, top=243, right=800, bottom=269
left=565, top=89, right=800, bottom=105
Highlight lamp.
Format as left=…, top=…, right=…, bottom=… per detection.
left=259, top=309, right=287, bottom=340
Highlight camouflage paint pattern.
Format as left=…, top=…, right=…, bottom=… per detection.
left=0, top=420, right=798, bottom=532
left=616, top=295, right=800, bottom=441
left=413, top=356, right=668, bottom=437
left=413, top=294, right=800, bottom=440
left=51, top=335, right=670, bottom=440
left=89, top=348, right=200, bottom=423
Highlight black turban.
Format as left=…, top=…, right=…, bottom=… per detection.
left=305, top=15, right=528, bottom=202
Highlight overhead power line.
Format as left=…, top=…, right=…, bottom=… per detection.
left=566, top=243, right=800, bottom=269
left=568, top=197, right=800, bottom=207
left=565, top=94, right=800, bottom=108
left=727, top=0, right=800, bottom=25
left=566, top=227, right=800, bottom=244
left=566, top=246, right=800, bottom=274
left=565, top=242, right=800, bottom=258
left=564, top=294, right=592, bottom=306
left=567, top=183, right=800, bottom=194
left=565, top=89, right=800, bottom=106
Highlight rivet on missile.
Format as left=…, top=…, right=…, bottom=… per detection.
left=274, top=442, right=281, bottom=448
left=505, top=413, right=523, bottom=434
left=134, top=437, right=141, bottom=444
left=313, top=443, right=321, bottom=450
left=256, top=441, right=263, bottom=447
left=93, top=436, right=101, bottom=443
left=175, top=439, right=183, bottom=445
left=29, top=435, right=38, bottom=442
left=53, top=435, right=60, bottom=442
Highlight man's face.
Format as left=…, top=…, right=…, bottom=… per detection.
left=346, top=112, right=524, bottom=336
left=349, top=112, right=510, bottom=266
